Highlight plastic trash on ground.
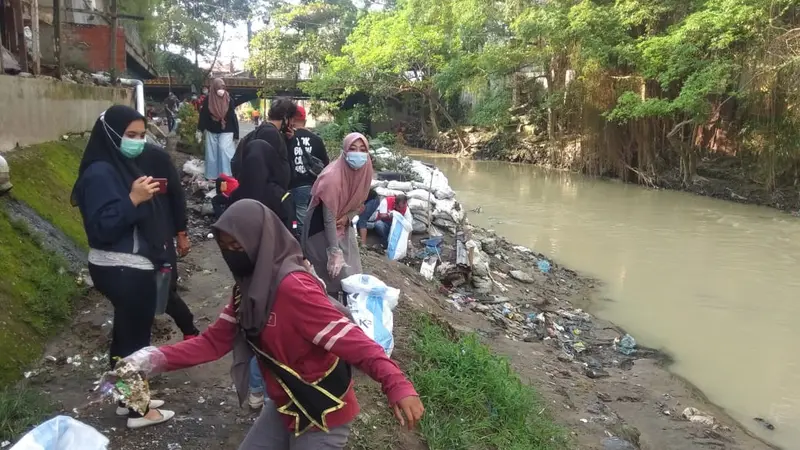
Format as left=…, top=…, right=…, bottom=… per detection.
left=11, top=416, right=108, bottom=450
left=537, top=259, right=551, bottom=273
left=681, top=407, right=717, bottom=426
left=614, top=334, right=637, bottom=356
left=182, top=158, right=205, bottom=178
left=341, top=274, right=400, bottom=355
left=387, top=210, right=412, bottom=261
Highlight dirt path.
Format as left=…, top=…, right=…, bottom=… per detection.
left=24, top=231, right=777, bottom=450
left=26, top=238, right=427, bottom=450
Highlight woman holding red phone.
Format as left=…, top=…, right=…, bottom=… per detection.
left=71, top=105, right=175, bottom=429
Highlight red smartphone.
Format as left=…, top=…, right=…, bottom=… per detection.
left=153, top=178, right=168, bottom=194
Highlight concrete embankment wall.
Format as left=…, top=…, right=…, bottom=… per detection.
left=0, top=75, right=133, bottom=152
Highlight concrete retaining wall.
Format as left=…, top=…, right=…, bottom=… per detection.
left=0, top=75, right=133, bottom=152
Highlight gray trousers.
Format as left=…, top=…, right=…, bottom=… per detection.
left=238, top=401, right=350, bottom=450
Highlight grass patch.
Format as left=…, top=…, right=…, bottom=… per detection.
left=408, top=315, right=569, bottom=450
left=0, top=205, right=81, bottom=386
left=5, top=138, right=88, bottom=249
left=0, top=387, right=54, bottom=442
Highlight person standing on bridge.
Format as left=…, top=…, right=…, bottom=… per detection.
left=199, top=78, right=239, bottom=180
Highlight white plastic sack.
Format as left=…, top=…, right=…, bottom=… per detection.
left=410, top=161, right=451, bottom=195
left=387, top=180, right=413, bottom=192
left=407, top=189, right=435, bottom=203
left=341, top=274, right=400, bottom=356
left=408, top=198, right=431, bottom=212
left=434, top=186, right=456, bottom=200
left=370, top=179, right=388, bottom=189
left=387, top=210, right=412, bottom=261
left=374, top=187, right=405, bottom=198
left=12, top=416, right=108, bottom=450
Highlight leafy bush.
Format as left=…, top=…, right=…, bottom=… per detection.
left=470, top=88, right=512, bottom=128
left=176, top=104, right=201, bottom=156
left=375, top=131, right=397, bottom=146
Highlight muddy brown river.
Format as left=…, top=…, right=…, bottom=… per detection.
left=407, top=150, right=798, bottom=448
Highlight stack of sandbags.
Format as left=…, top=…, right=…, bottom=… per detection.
left=367, top=149, right=466, bottom=234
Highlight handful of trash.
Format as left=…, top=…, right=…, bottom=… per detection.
left=99, top=360, right=151, bottom=414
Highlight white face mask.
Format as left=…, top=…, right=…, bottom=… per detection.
left=216, top=89, right=225, bottom=97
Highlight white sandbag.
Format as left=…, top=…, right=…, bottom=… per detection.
left=410, top=161, right=452, bottom=195
left=434, top=199, right=464, bottom=223
left=412, top=211, right=431, bottom=224
left=12, top=416, right=109, bottom=450
left=387, top=180, right=413, bottom=192
left=408, top=198, right=431, bottom=212
left=387, top=210, right=412, bottom=261
left=182, top=158, right=205, bottom=177
left=434, top=186, right=456, bottom=200
left=407, top=189, right=435, bottom=202
left=375, top=187, right=405, bottom=198
left=412, top=219, right=428, bottom=234
left=371, top=179, right=388, bottom=189
left=341, top=274, right=400, bottom=356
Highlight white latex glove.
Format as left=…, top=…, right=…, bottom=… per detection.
left=119, top=346, right=168, bottom=376
left=326, top=247, right=347, bottom=279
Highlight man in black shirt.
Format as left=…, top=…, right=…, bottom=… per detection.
left=231, top=97, right=296, bottom=180
left=288, top=105, right=330, bottom=229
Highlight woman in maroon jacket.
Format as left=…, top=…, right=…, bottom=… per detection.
left=120, top=199, right=424, bottom=449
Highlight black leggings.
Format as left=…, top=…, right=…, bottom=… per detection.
left=165, top=241, right=198, bottom=336
left=90, top=264, right=156, bottom=418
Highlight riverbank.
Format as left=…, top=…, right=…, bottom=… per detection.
left=426, top=129, right=800, bottom=213
left=0, top=142, right=780, bottom=449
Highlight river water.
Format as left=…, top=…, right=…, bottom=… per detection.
left=406, top=150, right=799, bottom=448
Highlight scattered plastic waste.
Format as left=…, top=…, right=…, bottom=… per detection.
left=682, top=407, right=717, bottom=426
left=537, top=259, right=551, bottom=273
left=614, top=334, right=637, bottom=356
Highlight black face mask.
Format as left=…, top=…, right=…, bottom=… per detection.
left=221, top=249, right=254, bottom=277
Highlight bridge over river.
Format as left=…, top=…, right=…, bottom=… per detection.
left=143, top=76, right=309, bottom=106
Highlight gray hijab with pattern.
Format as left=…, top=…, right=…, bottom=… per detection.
left=212, top=199, right=309, bottom=405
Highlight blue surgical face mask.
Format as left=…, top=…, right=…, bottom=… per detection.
left=119, top=137, right=146, bottom=158
left=345, top=151, right=368, bottom=170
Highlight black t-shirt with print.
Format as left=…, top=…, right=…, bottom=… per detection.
left=288, top=128, right=330, bottom=189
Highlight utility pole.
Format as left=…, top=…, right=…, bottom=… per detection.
left=109, top=0, right=118, bottom=82
left=53, top=0, right=62, bottom=79
left=0, top=19, right=5, bottom=74
left=31, top=0, right=40, bottom=74
left=11, top=0, right=28, bottom=72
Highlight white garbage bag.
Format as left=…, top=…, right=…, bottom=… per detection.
left=12, top=416, right=109, bottom=450
left=341, top=274, right=400, bottom=356
left=387, top=210, right=412, bottom=261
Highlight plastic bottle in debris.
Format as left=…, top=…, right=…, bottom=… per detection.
left=537, top=259, right=551, bottom=273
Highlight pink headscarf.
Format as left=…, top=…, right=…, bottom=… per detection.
left=310, top=132, right=374, bottom=221
left=208, top=78, right=230, bottom=128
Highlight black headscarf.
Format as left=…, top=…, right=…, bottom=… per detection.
left=230, top=139, right=291, bottom=216
left=71, top=105, right=169, bottom=264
